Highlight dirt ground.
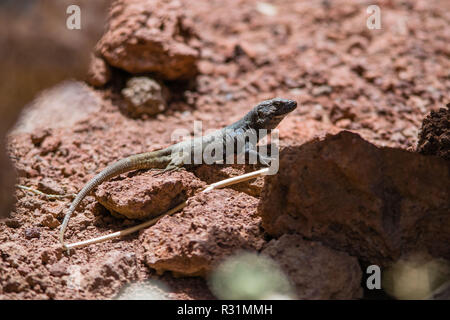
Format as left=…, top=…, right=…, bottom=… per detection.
left=1, top=0, right=449, bottom=299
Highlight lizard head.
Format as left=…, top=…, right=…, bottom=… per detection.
left=250, top=98, right=297, bottom=130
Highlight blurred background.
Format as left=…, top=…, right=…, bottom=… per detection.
left=0, top=0, right=109, bottom=217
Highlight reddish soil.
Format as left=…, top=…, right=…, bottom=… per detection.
left=1, top=0, right=449, bottom=299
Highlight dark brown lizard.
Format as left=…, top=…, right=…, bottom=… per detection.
left=59, top=98, right=297, bottom=247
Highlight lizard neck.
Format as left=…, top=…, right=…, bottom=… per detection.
left=225, top=117, right=250, bottom=131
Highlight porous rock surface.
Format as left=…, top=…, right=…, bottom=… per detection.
left=80, top=250, right=139, bottom=294
left=121, top=76, right=170, bottom=117
left=262, top=234, right=363, bottom=299
left=95, top=0, right=199, bottom=80
left=86, top=54, right=112, bottom=88
left=259, top=131, right=450, bottom=265
left=139, top=188, right=264, bottom=277
left=95, top=169, right=204, bottom=220
left=417, top=105, right=450, bottom=160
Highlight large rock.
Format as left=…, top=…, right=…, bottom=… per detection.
left=259, top=131, right=450, bottom=265
left=262, top=234, right=363, bottom=299
left=140, top=188, right=264, bottom=277
left=95, top=170, right=204, bottom=220
left=12, top=81, right=102, bottom=134
left=417, top=105, right=450, bottom=161
left=96, top=0, right=199, bottom=80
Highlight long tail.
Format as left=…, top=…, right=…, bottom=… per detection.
left=59, top=152, right=162, bottom=248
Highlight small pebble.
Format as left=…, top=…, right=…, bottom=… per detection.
left=24, top=227, right=41, bottom=239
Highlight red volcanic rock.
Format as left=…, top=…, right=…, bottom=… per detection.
left=96, top=0, right=199, bottom=80
left=39, top=214, right=60, bottom=229
left=140, top=188, right=264, bottom=277
left=259, top=131, right=450, bottom=265
left=24, top=227, right=41, bottom=240
left=83, top=250, right=139, bottom=293
left=417, top=106, right=450, bottom=161
left=95, top=170, right=204, bottom=220
left=86, top=55, right=112, bottom=88
left=262, top=234, right=363, bottom=299
left=37, top=178, right=65, bottom=196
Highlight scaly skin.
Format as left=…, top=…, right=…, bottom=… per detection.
left=59, top=98, right=297, bottom=247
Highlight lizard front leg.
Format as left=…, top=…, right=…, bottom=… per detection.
left=245, top=147, right=272, bottom=167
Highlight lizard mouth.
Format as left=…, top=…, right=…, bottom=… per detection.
left=275, top=99, right=297, bottom=115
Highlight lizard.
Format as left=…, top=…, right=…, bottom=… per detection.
left=59, top=97, right=297, bottom=248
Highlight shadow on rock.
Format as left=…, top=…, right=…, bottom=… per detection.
left=259, top=131, right=450, bottom=266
